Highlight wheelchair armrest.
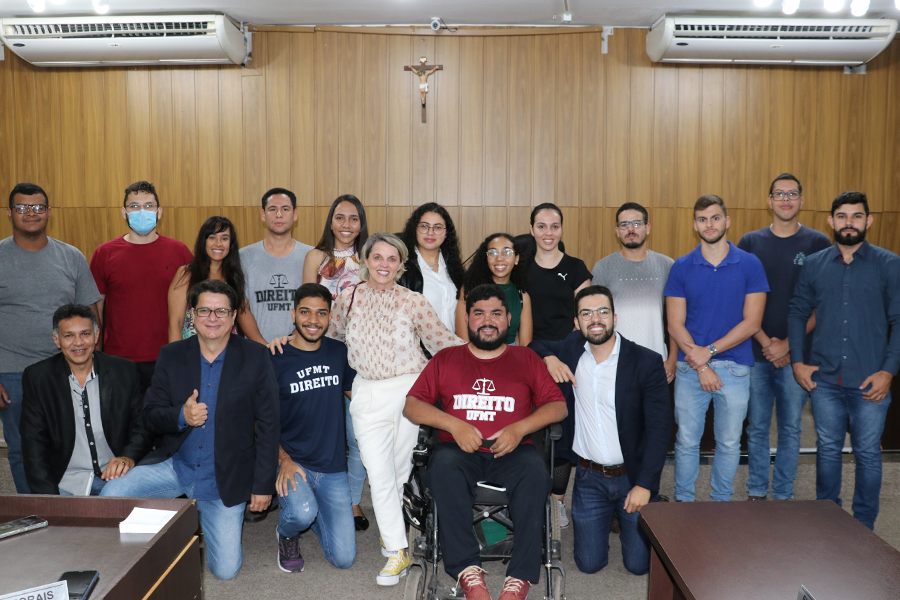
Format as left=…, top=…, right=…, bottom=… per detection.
left=417, top=425, right=434, bottom=446
left=412, top=425, right=435, bottom=468
left=548, top=422, right=562, bottom=442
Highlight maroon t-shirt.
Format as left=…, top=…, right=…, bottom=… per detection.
left=90, top=234, right=192, bottom=362
left=408, top=344, right=565, bottom=451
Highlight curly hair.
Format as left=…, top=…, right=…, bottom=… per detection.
left=182, top=216, right=248, bottom=313
left=462, top=232, right=528, bottom=300
left=400, top=203, right=465, bottom=290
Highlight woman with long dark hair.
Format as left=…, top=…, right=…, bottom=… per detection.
left=398, top=202, right=465, bottom=332
left=455, top=232, right=532, bottom=346
left=167, top=216, right=265, bottom=344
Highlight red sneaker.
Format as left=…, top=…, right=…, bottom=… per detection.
left=497, top=576, right=530, bottom=600
left=456, top=565, right=491, bottom=600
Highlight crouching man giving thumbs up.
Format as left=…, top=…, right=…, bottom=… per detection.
left=102, top=279, right=280, bottom=580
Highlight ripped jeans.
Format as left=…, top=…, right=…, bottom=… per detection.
left=276, top=465, right=356, bottom=569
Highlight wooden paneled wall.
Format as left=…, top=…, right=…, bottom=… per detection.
left=1, top=27, right=899, bottom=266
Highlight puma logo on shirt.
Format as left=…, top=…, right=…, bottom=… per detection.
left=558, top=273, right=567, bottom=281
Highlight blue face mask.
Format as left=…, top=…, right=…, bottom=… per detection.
left=127, top=209, right=157, bottom=236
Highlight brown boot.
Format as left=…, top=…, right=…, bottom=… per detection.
left=497, top=576, right=530, bottom=600
left=456, top=565, right=491, bottom=600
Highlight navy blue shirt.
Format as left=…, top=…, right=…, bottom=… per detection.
left=271, top=338, right=355, bottom=473
left=788, top=241, right=900, bottom=389
left=664, top=242, right=769, bottom=366
left=173, top=347, right=225, bottom=501
left=738, top=225, right=832, bottom=363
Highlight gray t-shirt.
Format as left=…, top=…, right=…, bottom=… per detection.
left=591, top=250, right=674, bottom=359
left=0, top=237, right=102, bottom=373
left=240, top=239, right=312, bottom=343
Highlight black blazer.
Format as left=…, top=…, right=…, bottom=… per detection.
left=20, top=351, right=151, bottom=495
left=530, top=332, right=672, bottom=495
left=141, top=334, right=279, bottom=507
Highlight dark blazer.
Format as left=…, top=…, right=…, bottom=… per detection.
left=530, top=332, right=672, bottom=495
left=20, top=351, right=151, bottom=495
left=141, top=334, right=279, bottom=507
left=398, top=256, right=425, bottom=294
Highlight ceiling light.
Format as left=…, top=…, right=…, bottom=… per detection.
left=48, top=0, right=67, bottom=5
left=824, top=0, right=843, bottom=11
left=896, top=0, right=900, bottom=11
left=850, top=0, right=869, bottom=15
left=27, top=0, right=45, bottom=12
left=754, top=0, right=774, bottom=6
left=783, top=0, right=800, bottom=13
left=92, top=0, right=109, bottom=14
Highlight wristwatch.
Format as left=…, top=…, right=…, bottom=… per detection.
left=707, top=344, right=718, bottom=356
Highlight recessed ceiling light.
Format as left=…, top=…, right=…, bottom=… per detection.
left=850, top=0, right=869, bottom=15
left=27, top=0, right=46, bottom=12
left=824, top=0, right=843, bottom=11
left=783, top=0, right=800, bottom=13
left=754, top=0, right=774, bottom=6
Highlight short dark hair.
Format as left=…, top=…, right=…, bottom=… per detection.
left=123, top=181, right=159, bottom=208
left=616, top=202, right=649, bottom=223
left=768, top=173, right=802, bottom=196
left=831, top=191, right=869, bottom=217
left=293, top=283, right=333, bottom=310
left=52, top=304, right=97, bottom=334
left=575, top=285, right=615, bottom=318
left=530, top=203, right=563, bottom=226
left=9, top=183, right=48, bottom=209
left=188, top=279, right=239, bottom=311
left=694, top=194, right=727, bottom=217
left=262, top=187, right=297, bottom=210
left=465, top=283, right=508, bottom=314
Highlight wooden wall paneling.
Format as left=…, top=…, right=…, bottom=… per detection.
left=650, top=63, right=678, bottom=209
left=82, top=71, right=107, bottom=207
left=170, top=70, right=199, bottom=208
left=578, top=207, right=606, bottom=268
left=219, top=66, right=245, bottom=207
left=483, top=36, right=510, bottom=207
left=675, top=66, right=701, bottom=209
left=339, top=33, right=366, bottom=198
left=148, top=69, right=174, bottom=197
left=791, top=68, right=817, bottom=202
left=580, top=33, right=604, bottom=210
left=316, top=32, right=341, bottom=205
left=458, top=206, right=484, bottom=258
left=811, top=68, right=842, bottom=212
left=743, top=67, right=771, bottom=210
left=556, top=34, right=582, bottom=208
left=291, top=33, right=317, bottom=207
left=886, top=42, right=900, bottom=212
left=243, top=34, right=268, bottom=207
left=103, top=70, right=129, bottom=208
left=126, top=70, right=152, bottom=185
left=60, top=70, right=87, bottom=207
left=875, top=212, right=900, bottom=255
left=532, top=35, right=557, bottom=207
left=434, top=36, right=461, bottom=207
left=34, top=69, right=61, bottom=201
left=459, top=37, right=485, bottom=207
left=195, top=69, right=221, bottom=208
left=293, top=207, right=318, bottom=246
left=722, top=69, right=747, bottom=208
left=365, top=205, right=387, bottom=233
left=508, top=206, right=532, bottom=237
left=410, top=35, right=437, bottom=206
left=0, top=57, right=16, bottom=191
left=698, top=67, right=724, bottom=199
left=483, top=206, right=508, bottom=235
left=11, top=56, right=39, bottom=184
left=603, top=29, right=629, bottom=207
left=361, top=35, right=388, bottom=208
left=266, top=33, right=294, bottom=191
left=628, top=29, right=653, bottom=207
left=387, top=206, right=412, bottom=233
left=386, top=35, right=413, bottom=206
left=860, top=54, right=890, bottom=212
left=672, top=207, right=701, bottom=258
left=167, top=207, right=204, bottom=247
left=562, top=208, right=582, bottom=260
left=767, top=67, right=794, bottom=182
left=837, top=68, right=865, bottom=196
left=648, top=207, right=674, bottom=259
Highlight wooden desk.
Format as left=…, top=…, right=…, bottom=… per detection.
left=639, top=500, right=900, bottom=600
left=0, top=495, right=200, bottom=600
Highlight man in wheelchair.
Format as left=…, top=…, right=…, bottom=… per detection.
left=403, top=284, right=568, bottom=600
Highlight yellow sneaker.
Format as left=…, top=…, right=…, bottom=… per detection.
left=376, top=548, right=410, bottom=586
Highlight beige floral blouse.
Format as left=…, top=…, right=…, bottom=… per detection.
left=328, top=283, right=465, bottom=380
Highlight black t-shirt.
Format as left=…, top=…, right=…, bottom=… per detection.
left=528, top=253, right=592, bottom=341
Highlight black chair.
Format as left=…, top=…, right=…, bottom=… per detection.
left=402, top=423, right=566, bottom=600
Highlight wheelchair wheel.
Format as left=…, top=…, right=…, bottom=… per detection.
left=404, top=565, right=426, bottom=600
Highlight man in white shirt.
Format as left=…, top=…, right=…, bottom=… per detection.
left=530, top=285, right=671, bottom=575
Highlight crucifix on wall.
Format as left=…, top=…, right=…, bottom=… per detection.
left=405, top=57, right=442, bottom=123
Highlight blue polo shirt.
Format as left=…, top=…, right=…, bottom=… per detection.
left=173, top=347, right=226, bottom=501
left=664, top=241, right=769, bottom=366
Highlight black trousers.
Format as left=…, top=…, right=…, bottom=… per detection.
left=424, top=442, right=551, bottom=583
left=134, top=361, right=156, bottom=396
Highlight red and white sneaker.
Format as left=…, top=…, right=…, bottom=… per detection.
left=497, top=576, right=530, bottom=600
left=456, top=565, right=491, bottom=600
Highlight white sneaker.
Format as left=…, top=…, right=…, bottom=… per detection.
left=376, top=548, right=410, bottom=586
left=557, top=498, right=569, bottom=529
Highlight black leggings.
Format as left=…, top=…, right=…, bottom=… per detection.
left=551, top=458, right=572, bottom=496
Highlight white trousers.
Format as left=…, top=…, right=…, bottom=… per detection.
left=349, top=372, right=420, bottom=551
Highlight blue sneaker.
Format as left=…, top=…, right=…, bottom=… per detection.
left=277, top=531, right=304, bottom=573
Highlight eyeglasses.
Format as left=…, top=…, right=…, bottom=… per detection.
left=12, top=204, right=49, bottom=215
left=417, top=223, right=446, bottom=234
left=578, top=307, right=611, bottom=320
left=616, top=220, right=646, bottom=231
left=486, top=248, right=516, bottom=258
left=194, top=307, right=235, bottom=318
left=125, top=202, right=158, bottom=212
left=770, top=191, right=801, bottom=200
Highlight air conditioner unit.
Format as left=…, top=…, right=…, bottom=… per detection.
left=0, top=14, right=247, bottom=67
left=647, top=16, right=897, bottom=66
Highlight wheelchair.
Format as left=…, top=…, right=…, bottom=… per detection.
left=402, top=423, right=566, bottom=600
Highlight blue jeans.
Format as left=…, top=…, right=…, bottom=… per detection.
left=277, top=465, right=356, bottom=568
left=345, top=395, right=366, bottom=506
left=100, top=459, right=246, bottom=579
left=0, top=373, right=30, bottom=493
left=571, top=465, right=654, bottom=575
left=746, top=362, right=809, bottom=500
left=59, top=476, right=107, bottom=496
left=674, top=360, right=750, bottom=502
left=810, top=380, right=890, bottom=530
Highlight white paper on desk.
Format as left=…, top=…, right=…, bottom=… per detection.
left=0, top=580, right=67, bottom=600
left=119, top=507, right=177, bottom=534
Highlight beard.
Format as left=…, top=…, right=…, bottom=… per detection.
left=834, top=226, right=866, bottom=246
left=622, top=235, right=645, bottom=249
left=295, top=322, right=325, bottom=344
left=583, top=324, right=614, bottom=346
left=699, top=228, right=726, bottom=245
left=468, top=325, right=507, bottom=351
